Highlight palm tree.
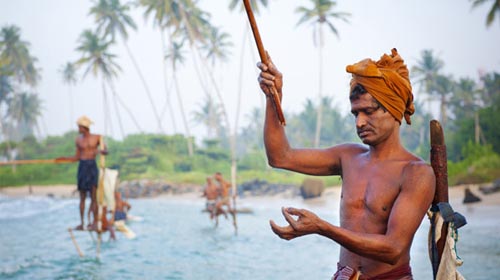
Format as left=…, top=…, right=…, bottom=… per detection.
left=229, top=0, right=269, bottom=14
left=295, top=0, right=350, bottom=147
left=411, top=49, right=445, bottom=121
left=202, top=25, right=233, bottom=66
left=165, top=39, right=194, bottom=156
left=89, top=0, right=164, bottom=133
left=139, top=0, right=184, bottom=134
left=0, top=25, right=40, bottom=87
left=59, top=62, right=77, bottom=130
left=75, top=29, right=143, bottom=137
left=450, top=77, right=484, bottom=143
left=192, top=94, right=223, bottom=139
left=471, top=0, right=500, bottom=27
left=412, top=50, right=444, bottom=94
left=6, top=92, right=43, bottom=140
left=433, top=74, right=454, bottom=128
left=0, top=25, right=40, bottom=163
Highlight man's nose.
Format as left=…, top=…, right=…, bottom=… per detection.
left=356, top=114, right=367, bottom=128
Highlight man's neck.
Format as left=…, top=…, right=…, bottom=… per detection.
left=368, top=132, right=404, bottom=160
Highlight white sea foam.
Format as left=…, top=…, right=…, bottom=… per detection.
left=0, top=196, right=75, bottom=220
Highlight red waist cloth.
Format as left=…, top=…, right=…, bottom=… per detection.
left=332, top=263, right=413, bottom=280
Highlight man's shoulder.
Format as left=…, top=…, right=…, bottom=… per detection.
left=329, top=143, right=370, bottom=158
left=330, top=143, right=369, bottom=155
left=402, top=159, right=435, bottom=184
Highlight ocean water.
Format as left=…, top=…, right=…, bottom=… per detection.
left=0, top=194, right=497, bottom=280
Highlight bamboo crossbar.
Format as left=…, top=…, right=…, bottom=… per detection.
left=0, top=158, right=73, bottom=166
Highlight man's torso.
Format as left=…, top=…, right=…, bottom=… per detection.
left=205, top=184, right=219, bottom=200
left=77, top=134, right=100, bottom=160
left=338, top=149, right=419, bottom=276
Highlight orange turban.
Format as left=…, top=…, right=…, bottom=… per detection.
left=346, top=48, right=414, bottom=125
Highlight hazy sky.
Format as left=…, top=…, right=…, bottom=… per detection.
left=1, top=0, right=499, bottom=141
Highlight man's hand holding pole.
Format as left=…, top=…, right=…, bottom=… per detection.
left=243, top=0, right=286, bottom=125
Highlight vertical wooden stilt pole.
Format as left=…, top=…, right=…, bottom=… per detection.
left=68, top=228, right=84, bottom=257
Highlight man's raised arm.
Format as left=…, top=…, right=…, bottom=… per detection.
left=258, top=54, right=346, bottom=176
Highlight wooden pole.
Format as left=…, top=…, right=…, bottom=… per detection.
left=231, top=163, right=238, bottom=235
left=96, top=233, right=101, bottom=259
left=430, top=120, right=449, bottom=279
left=243, top=0, right=286, bottom=126
left=68, top=228, right=84, bottom=257
left=0, top=158, right=73, bottom=166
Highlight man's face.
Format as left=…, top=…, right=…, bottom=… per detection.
left=78, top=125, right=86, bottom=134
left=350, top=93, right=395, bottom=146
left=215, top=173, right=222, bottom=181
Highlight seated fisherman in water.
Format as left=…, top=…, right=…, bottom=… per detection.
left=114, top=191, right=131, bottom=222
left=214, top=172, right=233, bottom=215
left=203, top=176, right=227, bottom=221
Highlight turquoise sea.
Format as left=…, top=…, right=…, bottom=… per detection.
left=0, top=194, right=497, bottom=279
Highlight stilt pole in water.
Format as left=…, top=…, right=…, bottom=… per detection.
left=68, top=228, right=84, bottom=257
left=96, top=233, right=102, bottom=258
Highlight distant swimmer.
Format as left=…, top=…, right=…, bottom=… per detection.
left=57, top=116, right=108, bottom=231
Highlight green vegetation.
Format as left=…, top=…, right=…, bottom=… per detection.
left=0, top=132, right=342, bottom=187
left=1, top=2, right=499, bottom=187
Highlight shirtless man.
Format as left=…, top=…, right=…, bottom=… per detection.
left=57, top=116, right=108, bottom=231
left=114, top=191, right=131, bottom=222
left=258, top=49, right=435, bottom=279
left=214, top=172, right=233, bottom=214
left=202, top=176, right=225, bottom=222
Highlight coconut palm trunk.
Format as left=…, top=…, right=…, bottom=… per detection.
left=171, top=67, right=194, bottom=156
left=160, top=30, right=177, bottom=133
left=123, top=41, right=164, bottom=133
left=314, top=24, right=324, bottom=148
left=107, top=80, right=143, bottom=133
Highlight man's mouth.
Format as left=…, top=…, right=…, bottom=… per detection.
left=357, top=130, right=371, bottom=137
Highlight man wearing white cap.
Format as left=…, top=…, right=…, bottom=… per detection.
left=57, top=115, right=108, bottom=231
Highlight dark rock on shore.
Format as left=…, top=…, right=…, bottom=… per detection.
left=118, top=180, right=202, bottom=198
left=463, top=187, right=481, bottom=204
left=300, top=178, right=325, bottom=199
left=479, top=178, right=500, bottom=195
left=117, top=179, right=300, bottom=198
left=237, top=179, right=299, bottom=198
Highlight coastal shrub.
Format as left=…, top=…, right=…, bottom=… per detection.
left=448, top=142, right=500, bottom=185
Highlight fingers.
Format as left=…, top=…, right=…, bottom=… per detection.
left=281, top=207, right=297, bottom=229
left=256, top=61, right=268, bottom=72
left=269, top=220, right=295, bottom=241
left=258, top=74, right=275, bottom=88
left=285, top=207, right=304, bottom=217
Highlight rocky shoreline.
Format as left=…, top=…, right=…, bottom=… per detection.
left=118, top=179, right=301, bottom=198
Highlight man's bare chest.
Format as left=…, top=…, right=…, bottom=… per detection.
left=340, top=161, right=407, bottom=220
left=77, top=136, right=98, bottom=150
